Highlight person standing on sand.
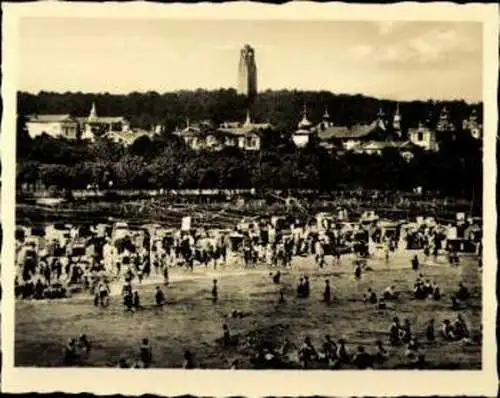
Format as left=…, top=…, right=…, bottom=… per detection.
left=411, top=255, right=419, bottom=271
left=323, top=279, right=331, bottom=304
left=139, top=338, right=152, bottom=368
left=212, top=279, right=218, bottom=303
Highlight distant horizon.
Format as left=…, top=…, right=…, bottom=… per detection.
left=19, top=19, right=483, bottom=103
left=17, top=88, right=483, bottom=106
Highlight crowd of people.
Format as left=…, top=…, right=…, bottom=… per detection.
left=62, top=281, right=476, bottom=370
left=15, top=210, right=481, bottom=300
left=15, top=209, right=481, bottom=368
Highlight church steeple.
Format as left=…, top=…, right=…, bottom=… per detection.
left=89, top=102, right=97, bottom=120
left=377, top=103, right=385, bottom=118
left=298, top=103, right=311, bottom=129
left=393, top=103, right=401, bottom=132
left=376, top=103, right=386, bottom=131
left=244, top=109, right=252, bottom=127
left=322, top=106, right=330, bottom=120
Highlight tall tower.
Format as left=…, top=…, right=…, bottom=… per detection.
left=237, top=44, right=257, bottom=100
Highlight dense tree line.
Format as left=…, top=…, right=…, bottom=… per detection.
left=18, top=89, right=482, bottom=134
left=17, top=110, right=482, bottom=199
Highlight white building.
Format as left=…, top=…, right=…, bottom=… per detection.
left=292, top=106, right=314, bottom=148
left=77, top=102, right=130, bottom=141
left=408, top=122, right=439, bottom=151
left=26, top=114, right=79, bottom=140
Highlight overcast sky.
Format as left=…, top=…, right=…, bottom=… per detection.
left=18, top=18, right=483, bottom=102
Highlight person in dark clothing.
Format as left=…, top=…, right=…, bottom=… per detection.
left=354, top=264, right=362, bottom=280
left=353, top=346, right=372, bottom=369
left=389, top=317, right=402, bottom=346
left=183, top=350, right=195, bottom=369
left=411, top=255, right=419, bottom=271
left=323, top=335, right=337, bottom=362
left=401, top=318, right=412, bottom=343
left=278, top=288, right=286, bottom=304
left=374, top=340, right=389, bottom=365
left=364, top=288, right=377, bottom=304
left=453, top=314, right=470, bottom=340
left=43, top=265, right=52, bottom=285
left=122, top=280, right=132, bottom=298
left=124, top=291, right=134, bottom=312
left=139, top=338, right=152, bottom=368
left=63, top=338, right=78, bottom=366
left=222, top=324, right=232, bottom=347
left=132, top=291, right=141, bottom=310
left=433, top=284, right=441, bottom=301
left=456, top=282, right=470, bottom=301
left=297, top=277, right=305, bottom=298
left=212, top=279, right=218, bottom=303
left=78, top=334, right=92, bottom=356
left=34, top=279, right=45, bottom=300
left=323, top=280, right=331, bottom=304
left=426, top=319, right=435, bottom=342
left=155, top=286, right=166, bottom=308
left=337, top=339, right=350, bottom=364
left=441, top=319, right=456, bottom=340
left=272, top=270, right=281, bottom=284
left=117, top=358, right=129, bottom=368
left=303, top=276, right=310, bottom=298
left=377, top=298, right=387, bottom=309
left=297, top=336, right=318, bottom=369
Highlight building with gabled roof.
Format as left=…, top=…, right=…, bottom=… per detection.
left=462, top=108, right=483, bottom=140
left=408, top=121, right=439, bottom=152
left=104, top=129, right=158, bottom=147
left=174, top=110, right=272, bottom=151
left=77, top=102, right=130, bottom=141
left=26, top=114, right=79, bottom=140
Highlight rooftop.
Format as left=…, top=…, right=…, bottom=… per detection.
left=27, top=114, right=75, bottom=123
left=76, top=116, right=128, bottom=124
left=318, top=121, right=378, bottom=140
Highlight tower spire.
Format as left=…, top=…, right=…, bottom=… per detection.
left=323, top=106, right=330, bottom=120
left=377, top=103, right=385, bottom=118
left=244, top=109, right=251, bottom=126
left=89, top=102, right=97, bottom=120
left=298, top=103, right=311, bottom=129
left=393, top=102, right=401, bottom=135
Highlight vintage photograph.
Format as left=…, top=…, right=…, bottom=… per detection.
left=5, top=3, right=493, bottom=382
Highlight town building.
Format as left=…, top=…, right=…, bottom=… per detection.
left=436, top=106, right=456, bottom=134
left=408, top=121, right=439, bottom=151
left=104, top=129, right=158, bottom=147
left=292, top=103, right=422, bottom=159
left=237, top=44, right=258, bottom=99
left=174, top=111, right=272, bottom=152
left=292, top=105, right=315, bottom=148
left=174, top=120, right=223, bottom=151
left=462, top=108, right=483, bottom=140
left=26, top=114, right=79, bottom=140
left=315, top=105, right=390, bottom=152
left=77, top=102, right=131, bottom=141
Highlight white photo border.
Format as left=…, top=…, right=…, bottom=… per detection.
left=1, top=1, right=498, bottom=396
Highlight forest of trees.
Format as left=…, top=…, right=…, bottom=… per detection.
left=16, top=90, right=482, bottom=199
left=18, top=89, right=482, bottom=134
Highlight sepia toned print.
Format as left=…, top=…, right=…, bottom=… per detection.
left=1, top=1, right=498, bottom=397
